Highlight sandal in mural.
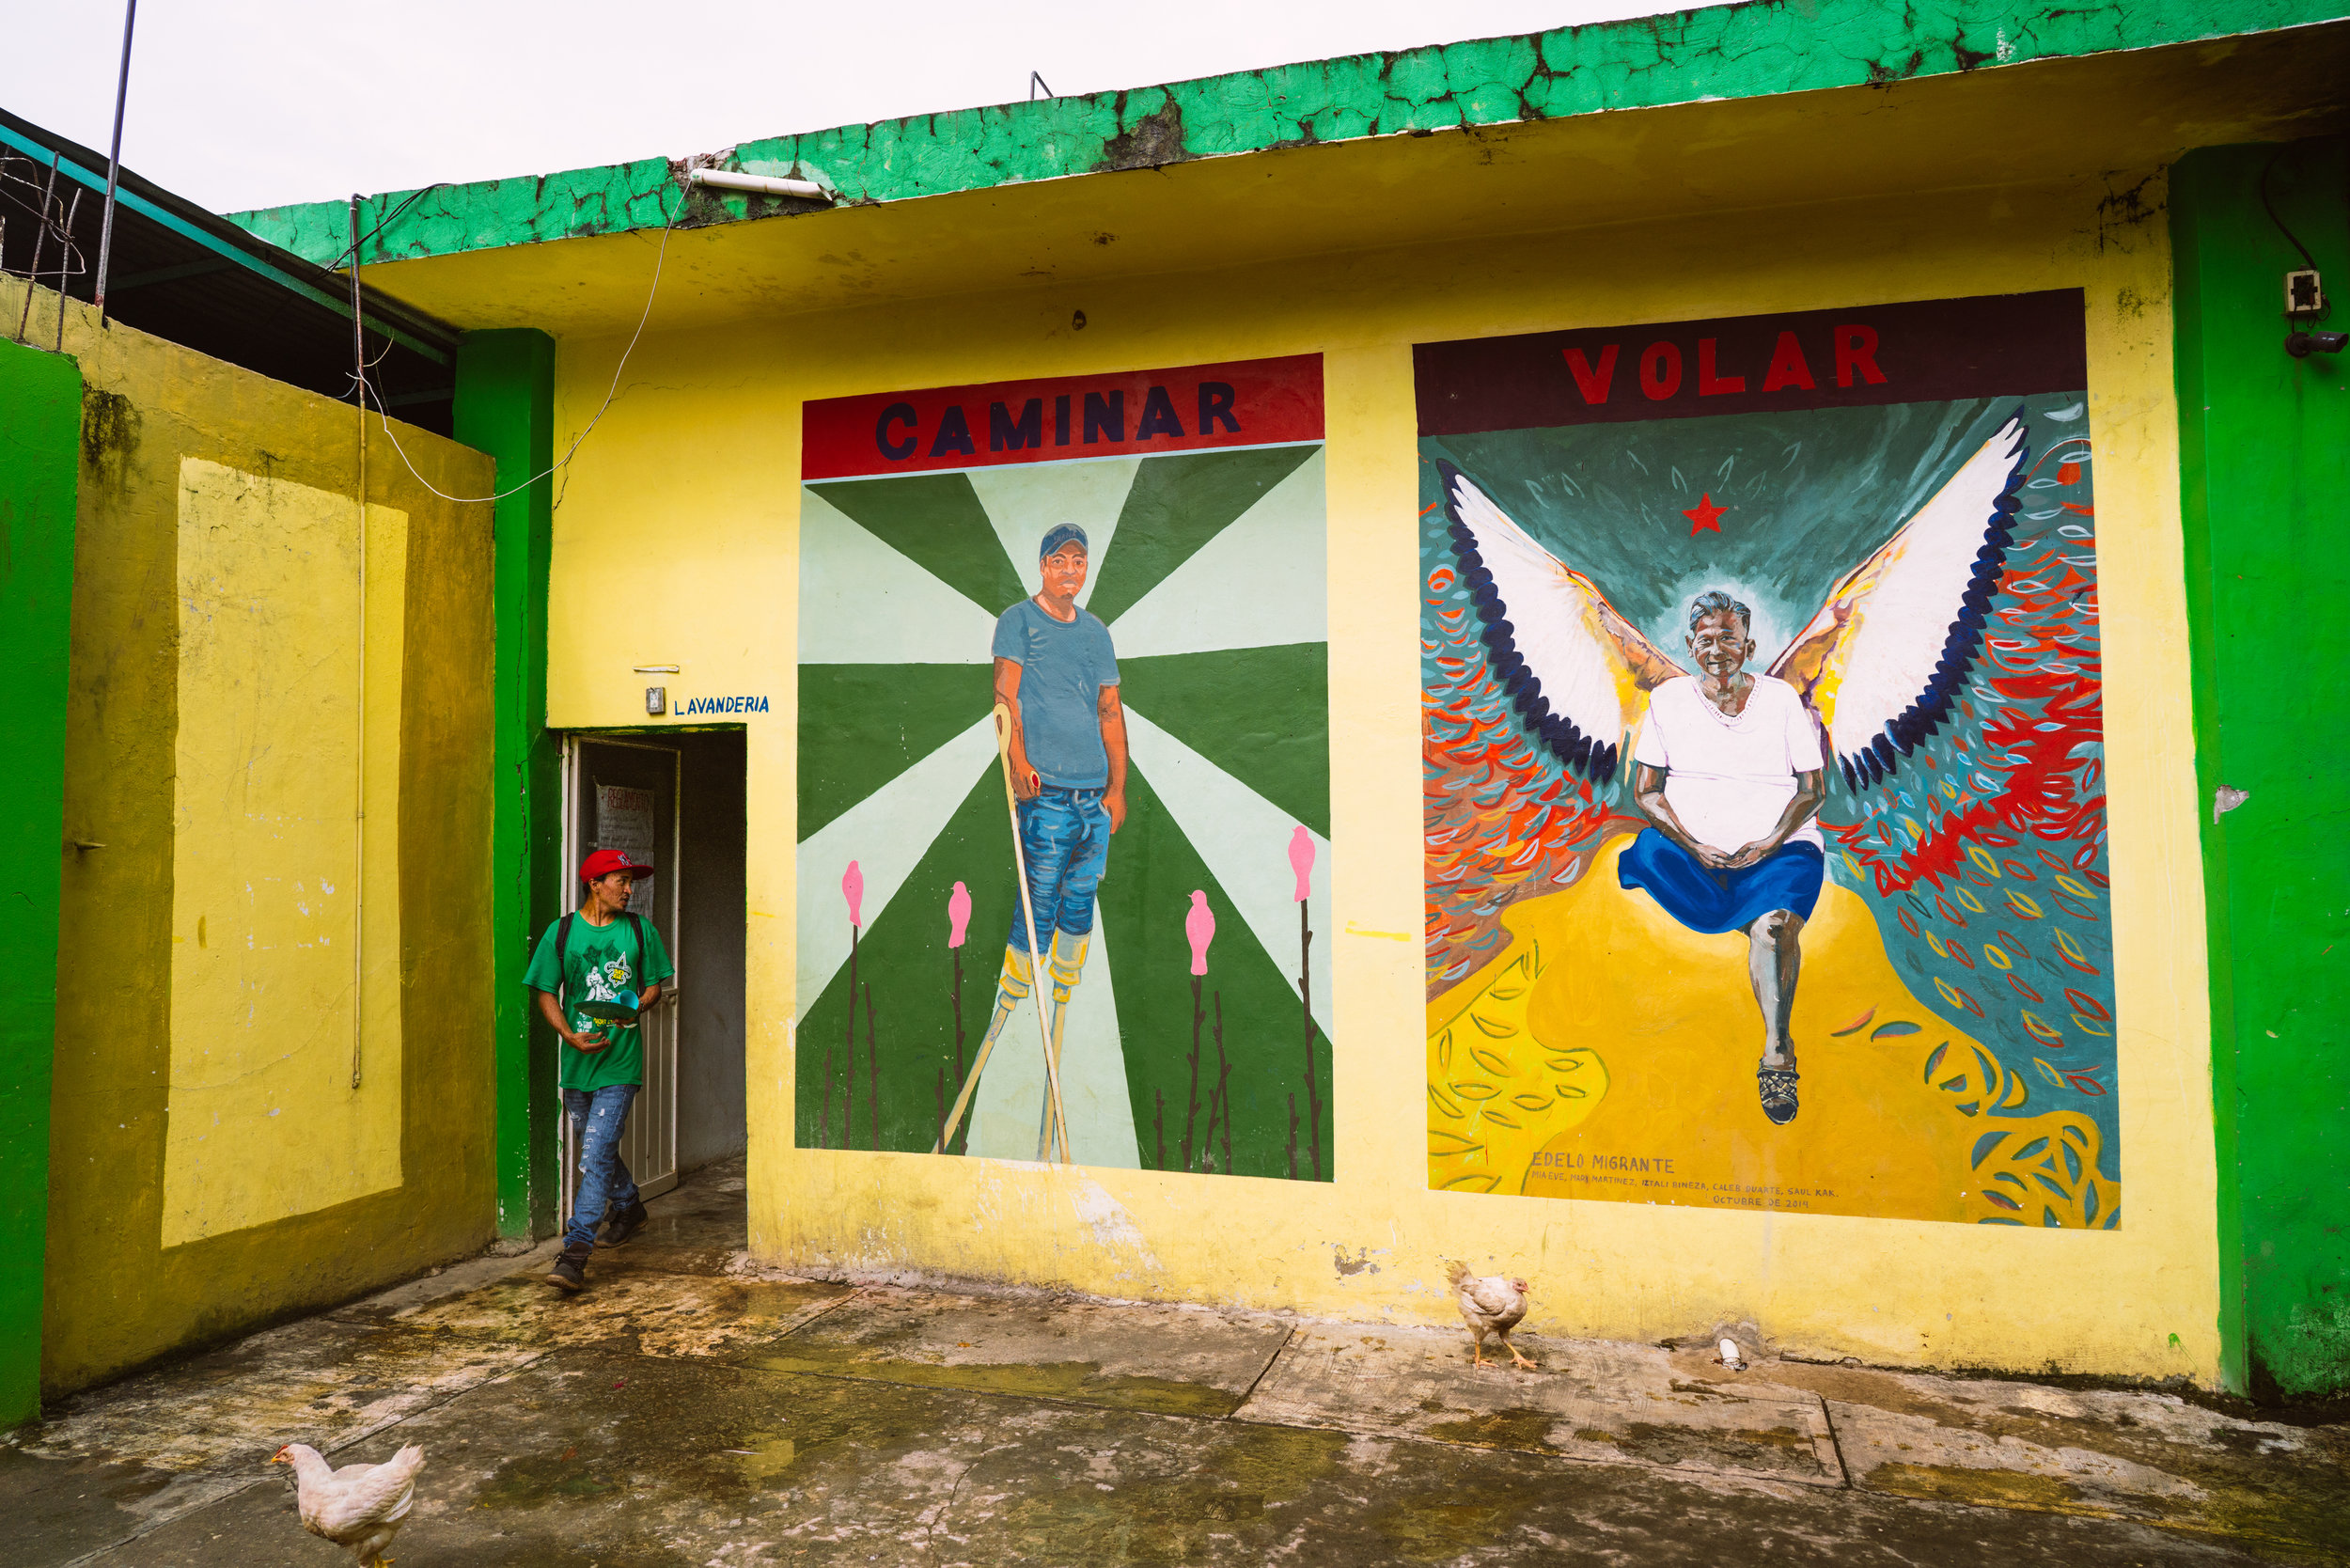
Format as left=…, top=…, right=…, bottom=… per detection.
left=1757, top=1065, right=1800, bottom=1125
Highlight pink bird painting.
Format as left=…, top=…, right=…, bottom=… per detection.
left=842, top=861, right=865, bottom=928
left=1289, top=826, right=1315, bottom=903
left=938, top=880, right=973, bottom=1156
left=1185, top=890, right=1215, bottom=976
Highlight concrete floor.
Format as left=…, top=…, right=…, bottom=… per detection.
left=8, top=1164, right=2346, bottom=1567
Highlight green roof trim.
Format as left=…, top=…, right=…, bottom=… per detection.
left=233, top=0, right=2343, bottom=268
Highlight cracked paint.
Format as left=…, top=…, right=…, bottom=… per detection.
left=229, top=0, right=2339, bottom=267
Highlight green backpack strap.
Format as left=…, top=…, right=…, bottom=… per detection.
left=553, top=912, right=576, bottom=1006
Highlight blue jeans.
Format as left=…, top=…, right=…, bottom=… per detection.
left=562, top=1084, right=640, bottom=1250
left=1008, top=786, right=1112, bottom=953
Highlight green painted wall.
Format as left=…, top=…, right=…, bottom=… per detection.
left=0, top=336, right=79, bottom=1427
left=2173, top=137, right=2350, bottom=1400
left=453, top=330, right=560, bottom=1242
left=231, top=0, right=2350, bottom=267
left=20, top=276, right=501, bottom=1396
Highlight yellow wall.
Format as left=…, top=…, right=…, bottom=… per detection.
left=10, top=277, right=502, bottom=1394
left=538, top=169, right=2217, bottom=1382
left=163, top=460, right=406, bottom=1245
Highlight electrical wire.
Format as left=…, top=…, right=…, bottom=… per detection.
left=353, top=182, right=683, bottom=505
left=2259, top=145, right=2320, bottom=276
left=325, top=180, right=454, bottom=272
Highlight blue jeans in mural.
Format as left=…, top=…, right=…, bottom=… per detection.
left=562, top=1083, right=640, bottom=1250
left=1008, top=786, right=1112, bottom=953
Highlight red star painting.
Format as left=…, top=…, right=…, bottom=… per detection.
left=1683, top=494, right=1728, bottom=535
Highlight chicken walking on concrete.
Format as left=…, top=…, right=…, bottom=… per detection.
left=271, top=1441, right=425, bottom=1566
left=1448, top=1261, right=1536, bottom=1370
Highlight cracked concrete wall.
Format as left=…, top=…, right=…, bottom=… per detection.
left=4, top=276, right=504, bottom=1400
left=230, top=0, right=2342, bottom=268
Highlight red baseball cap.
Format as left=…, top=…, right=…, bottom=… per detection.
left=581, top=848, right=655, bottom=884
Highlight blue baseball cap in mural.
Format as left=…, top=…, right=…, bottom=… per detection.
left=1038, top=524, right=1088, bottom=560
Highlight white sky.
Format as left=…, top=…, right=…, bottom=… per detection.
left=0, top=1, right=1724, bottom=214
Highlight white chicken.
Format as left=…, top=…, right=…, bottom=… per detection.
left=271, top=1441, right=425, bottom=1567
left=1448, top=1261, right=1535, bottom=1370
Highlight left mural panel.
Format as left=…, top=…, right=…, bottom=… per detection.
left=796, top=355, right=1335, bottom=1177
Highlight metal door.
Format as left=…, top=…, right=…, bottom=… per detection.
left=558, top=736, right=682, bottom=1224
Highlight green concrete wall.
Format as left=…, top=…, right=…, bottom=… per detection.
left=453, top=330, right=560, bottom=1243
left=232, top=0, right=2350, bottom=268
left=2173, top=137, right=2350, bottom=1400
left=12, top=276, right=503, bottom=1396
left=0, top=336, right=80, bottom=1427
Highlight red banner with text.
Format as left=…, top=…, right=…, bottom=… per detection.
left=804, top=354, right=1324, bottom=480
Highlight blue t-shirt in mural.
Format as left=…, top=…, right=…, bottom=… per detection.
left=992, top=599, right=1120, bottom=789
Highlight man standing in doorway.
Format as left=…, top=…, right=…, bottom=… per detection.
left=526, top=848, right=676, bottom=1293
left=979, top=525, right=1126, bottom=1158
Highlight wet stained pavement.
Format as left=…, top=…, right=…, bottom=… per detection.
left=8, top=1163, right=2346, bottom=1566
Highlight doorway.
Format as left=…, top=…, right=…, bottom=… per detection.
left=558, top=729, right=747, bottom=1222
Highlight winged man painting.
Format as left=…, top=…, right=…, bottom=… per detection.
left=1418, top=296, right=2118, bottom=1228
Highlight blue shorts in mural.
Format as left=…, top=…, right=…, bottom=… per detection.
left=1009, top=785, right=1112, bottom=952
left=1618, top=829, right=1825, bottom=935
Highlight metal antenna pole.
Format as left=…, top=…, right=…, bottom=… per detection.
left=16, top=154, right=58, bottom=344
left=94, top=0, right=137, bottom=325
left=349, top=193, right=368, bottom=1092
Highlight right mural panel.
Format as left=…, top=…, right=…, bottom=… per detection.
left=1417, top=291, right=2118, bottom=1228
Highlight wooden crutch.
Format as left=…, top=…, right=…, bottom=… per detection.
left=932, top=702, right=1071, bottom=1163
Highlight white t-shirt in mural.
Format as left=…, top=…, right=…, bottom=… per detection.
left=1633, top=675, right=1826, bottom=853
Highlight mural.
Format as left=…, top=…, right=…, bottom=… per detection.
left=796, top=355, right=1335, bottom=1177
left=1417, top=293, right=2117, bottom=1227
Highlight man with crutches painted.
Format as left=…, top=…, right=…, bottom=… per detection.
left=981, top=524, right=1125, bottom=1159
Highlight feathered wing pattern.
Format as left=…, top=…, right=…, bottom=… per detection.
left=1772, top=415, right=2029, bottom=789
left=1775, top=411, right=2119, bottom=1211
left=1422, top=464, right=1684, bottom=991
left=1440, top=462, right=1687, bottom=782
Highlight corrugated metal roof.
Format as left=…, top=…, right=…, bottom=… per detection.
left=0, top=104, right=462, bottom=435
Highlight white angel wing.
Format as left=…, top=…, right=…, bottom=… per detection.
left=1437, top=462, right=1685, bottom=783
left=1770, top=414, right=2029, bottom=789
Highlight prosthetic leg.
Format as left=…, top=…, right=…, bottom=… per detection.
left=1033, top=929, right=1089, bottom=1160
left=932, top=943, right=1035, bottom=1154
left=932, top=700, right=1071, bottom=1161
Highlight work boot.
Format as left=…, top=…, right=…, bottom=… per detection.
left=601, top=1198, right=650, bottom=1248
left=544, top=1241, right=592, bottom=1294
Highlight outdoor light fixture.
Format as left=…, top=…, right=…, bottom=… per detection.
left=2280, top=266, right=2342, bottom=356
left=689, top=167, right=832, bottom=202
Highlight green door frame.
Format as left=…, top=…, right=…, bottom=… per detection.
left=2172, top=137, right=2350, bottom=1400
left=453, top=329, right=562, bottom=1245
left=0, top=336, right=81, bottom=1426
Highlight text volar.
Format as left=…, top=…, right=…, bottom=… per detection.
left=1563, top=324, right=1886, bottom=404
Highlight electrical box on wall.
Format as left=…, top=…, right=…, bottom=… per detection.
left=2286, top=268, right=2325, bottom=316
left=645, top=686, right=666, bottom=714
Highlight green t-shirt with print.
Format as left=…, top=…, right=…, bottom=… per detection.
left=525, top=912, right=676, bottom=1091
